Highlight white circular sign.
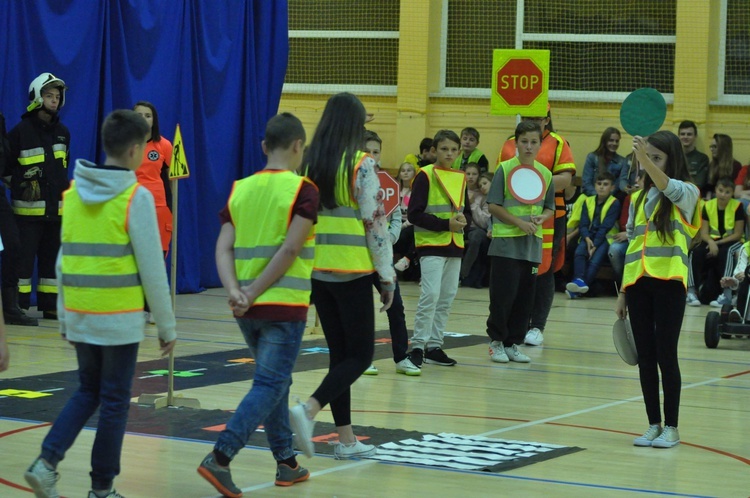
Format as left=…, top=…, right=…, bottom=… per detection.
left=508, top=165, right=545, bottom=204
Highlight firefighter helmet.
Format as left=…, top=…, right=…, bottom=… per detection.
left=27, top=73, right=67, bottom=112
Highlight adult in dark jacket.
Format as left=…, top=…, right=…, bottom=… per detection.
left=7, top=73, right=70, bottom=318
left=0, top=110, right=38, bottom=325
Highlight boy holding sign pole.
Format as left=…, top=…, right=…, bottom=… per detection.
left=486, top=121, right=554, bottom=363
left=407, top=130, right=472, bottom=368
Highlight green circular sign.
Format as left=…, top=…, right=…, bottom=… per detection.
left=620, top=88, right=666, bottom=136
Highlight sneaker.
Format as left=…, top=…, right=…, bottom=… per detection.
left=489, top=341, right=509, bottom=363
left=409, top=348, right=424, bottom=368
left=710, top=294, right=732, bottom=308
left=565, top=289, right=579, bottom=299
left=651, top=425, right=680, bottom=448
left=504, top=344, right=530, bottom=363
left=147, top=312, right=155, bottom=324
left=24, top=458, right=60, bottom=498
left=524, top=328, right=544, bottom=346
left=633, top=424, right=662, bottom=446
left=424, top=347, right=457, bottom=366
left=566, top=278, right=589, bottom=294
left=289, top=401, right=316, bottom=458
left=396, top=357, right=421, bottom=376
left=363, top=364, right=379, bottom=375
left=197, top=453, right=242, bottom=498
left=333, top=440, right=377, bottom=460
left=88, top=490, right=125, bottom=498
left=394, top=257, right=410, bottom=272
left=686, top=291, right=700, bottom=307
left=274, top=463, right=309, bottom=487
left=729, top=309, right=743, bottom=323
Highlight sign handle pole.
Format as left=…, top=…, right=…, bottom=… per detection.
left=166, top=179, right=178, bottom=406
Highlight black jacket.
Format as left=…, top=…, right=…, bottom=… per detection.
left=7, top=110, right=70, bottom=218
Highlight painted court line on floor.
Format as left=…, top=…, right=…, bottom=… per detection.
left=477, top=375, right=728, bottom=438
left=203, top=459, right=374, bottom=498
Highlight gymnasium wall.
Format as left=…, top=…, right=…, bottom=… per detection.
left=279, top=0, right=750, bottom=174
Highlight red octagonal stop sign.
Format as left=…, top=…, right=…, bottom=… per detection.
left=496, top=58, right=544, bottom=107
left=377, top=170, right=400, bottom=217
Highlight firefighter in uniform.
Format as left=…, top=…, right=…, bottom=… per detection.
left=7, top=73, right=71, bottom=318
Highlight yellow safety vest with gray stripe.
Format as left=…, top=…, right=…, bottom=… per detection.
left=580, top=195, right=620, bottom=243
left=622, top=189, right=701, bottom=290
left=705, top=197, right=743, bottom=240
left=228, top=170, right=315, bottom=308
left=414, top=165, right=467, bottom=248
left=312, top=151, right=375, bottom=275
left=61, top=182, right=144, bottom=314
left=492, top=157, right=552, bottom=239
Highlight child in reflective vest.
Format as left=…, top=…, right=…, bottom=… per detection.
left=566, top=171, right=621, bottom=298
left=197, top=113, right=316, bottom=497
left=615, top=131, right=701, bottom=449
left=24, top=110, right=177, bottom=498
left=486, top=121, right=554, bottom=364
left=407, top=129, right=472, bottom=368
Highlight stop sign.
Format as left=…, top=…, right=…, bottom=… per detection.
left=495, top=58, right=544, bottom=107
left=377, top=170, right=400, bottom=217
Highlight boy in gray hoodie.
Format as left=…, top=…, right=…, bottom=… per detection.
left=24, top=109, right=177, bottom=498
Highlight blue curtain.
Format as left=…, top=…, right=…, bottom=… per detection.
left=0, top=0, right=289, bottom=292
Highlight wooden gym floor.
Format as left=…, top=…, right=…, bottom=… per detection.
left=1, top=282, right=748, bottom=497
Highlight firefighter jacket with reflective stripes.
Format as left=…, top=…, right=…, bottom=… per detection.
left=7, top=110, right=70, bottom=217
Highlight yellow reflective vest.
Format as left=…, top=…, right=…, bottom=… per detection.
left=313, top=151, right=375, bottom=274
left=61, top=182, right=144, bottom=314
left=492, top=157, right=552, bottom=239
left=451, top=149, right=484, bottom=170
left=229, top=170, right=315, bottom=308
left=414, top=164, right=467, bottom=248
left=622, top=190, right=701, bottom=290
left=570, top=195, right=620, bottom=243
left=704, top=197, right=743, bottom=241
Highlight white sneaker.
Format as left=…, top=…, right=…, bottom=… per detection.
left=394, top=257, right=410, bottom=272
left=24, top=458, right=60, bottom=498
left=488, top=341, right=508, bottom=363
left=504, top=344, right=531, bottom=363
left=333, top=440, right=377, bottom=459
left=363, top=364, right=378, bottom=375
left=289, top=401, right=316, bottom=458
left=633, top=424, right=662, bottom=446
left=686, top=292, right=700, bottom=307
left=652, top=425, right=680, bottom=448
left=524, top=328, right=544, bottom=346
left=396, top=358, right=421, bottom=376
left=710, top=294, right=732, bottom=308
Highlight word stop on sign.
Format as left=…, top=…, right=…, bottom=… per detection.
left=499, top=74, right=540, bottom=90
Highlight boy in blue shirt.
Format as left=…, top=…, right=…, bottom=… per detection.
left=567, top=172, right=621, bottom=297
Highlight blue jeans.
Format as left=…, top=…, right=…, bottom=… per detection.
left=40, top=342, right=139, bottom=491
left=573, top=239, right=610, bottom=285
left=215, top=319, right=304, bottom=462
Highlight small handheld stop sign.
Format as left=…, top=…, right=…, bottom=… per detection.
left=507, top=165, right=545, bottom=204
left=377, top=170, right=400, bottom=217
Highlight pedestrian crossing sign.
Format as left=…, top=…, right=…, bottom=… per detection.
left=169, top=124, right=190, bottom=179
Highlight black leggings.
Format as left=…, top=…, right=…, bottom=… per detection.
left=311, top=276, right=374, bottom=427
left=626, top=277, right=685, bottom=427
